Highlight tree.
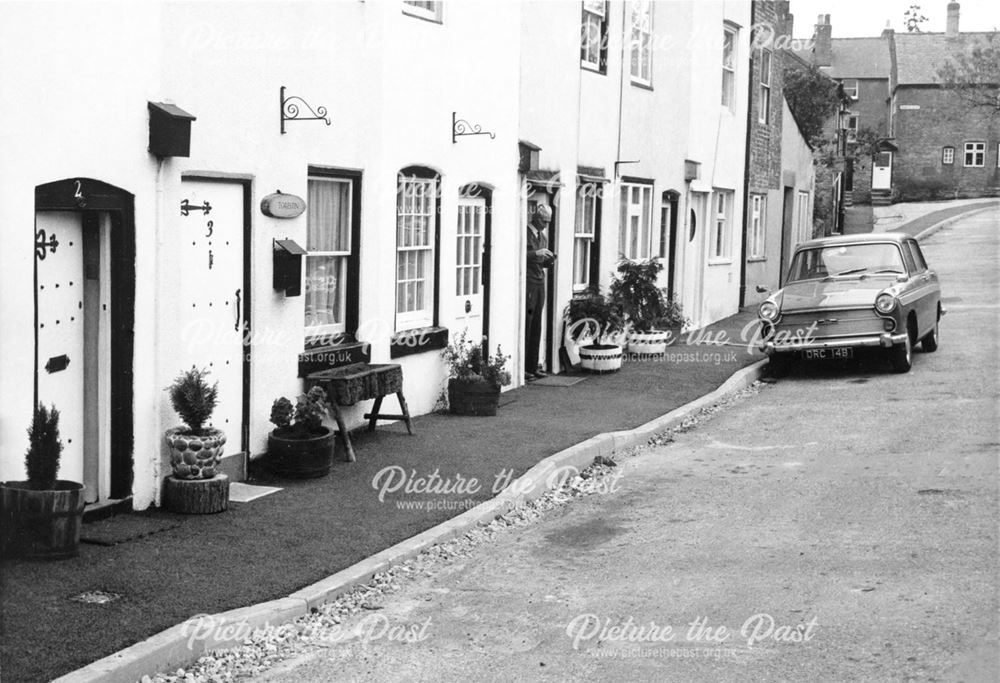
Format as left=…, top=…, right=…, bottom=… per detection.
left=783, top=64, right=843, bottom=147
left=904, top=4, right=928, bottom=32
left=936, top=31, right=1000, bottom=118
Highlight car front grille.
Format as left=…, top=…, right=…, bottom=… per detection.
left=776, top=308, right=885, bottom=339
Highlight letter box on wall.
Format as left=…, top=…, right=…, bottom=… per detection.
left=148, top=102, right=196, bottom=158
left=273, top=239, right=307, bottom=297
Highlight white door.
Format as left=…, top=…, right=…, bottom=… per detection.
left=454, top=196, right=485, bottom=341
left=872, top=152, right=892, bottom=190
left=175, top=180, right=245, bottom=453
left=682, top=193, right=708, bottom=329
left=35, top=211, right=112, bottom=502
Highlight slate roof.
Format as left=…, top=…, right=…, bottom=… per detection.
left=894, top=31, right=997, bottom=85
left=790, top=36, right=891, bottom=79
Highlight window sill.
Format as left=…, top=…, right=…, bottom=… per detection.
left=390, top=326, right=449, bottom=359
left=708, top=258, right=733, bottom=266
left=747, top=256, right=767, bottom=263
left=581, top=62, right=606, bottom=76
left=298, top=341, right=371, bottom=377
left=630, top=80, right=654, bottom=91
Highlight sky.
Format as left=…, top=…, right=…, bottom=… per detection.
left=789, top=0, right=1000, bottom=37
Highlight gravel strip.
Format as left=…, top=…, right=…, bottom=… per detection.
left=146, top=381, right=767, bottom=683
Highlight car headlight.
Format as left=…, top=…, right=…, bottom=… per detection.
left=875, top=292, right=897, bottom=314
left=759, top=301, right=779, bottom=321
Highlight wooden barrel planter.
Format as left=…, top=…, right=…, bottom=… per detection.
left=448, top=378, right=501, bottom=416
left=265, top=427, right=337, bottom=479
left=579, top=344, right=623, bottom=373
left=0, top=481, right=85, bottom=560
left=627, top=330, right=670, bottom=356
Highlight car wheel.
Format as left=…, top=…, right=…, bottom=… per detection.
left=921, top=311, right=940, bottom=352
left=890, top=327, right=913, bottom=373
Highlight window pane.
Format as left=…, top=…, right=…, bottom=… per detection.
left=308, top=179, right=351, bottom=252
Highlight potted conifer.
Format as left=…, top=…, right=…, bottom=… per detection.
left=164, top=366, right=229, bottom=513
left=0, top=404, right=86, bottom=560
left=265, top=386, right=337, bottom=478
left=564, top=287, right=626, bottom=373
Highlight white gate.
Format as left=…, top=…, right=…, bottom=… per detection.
left=174, top=180, right=246, bottom=453
left=454, top=196, right=485, bottom=341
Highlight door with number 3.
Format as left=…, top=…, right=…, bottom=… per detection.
left=455, top=195, right=487, bottom=341
left=175, top=179, right=248, bottom=458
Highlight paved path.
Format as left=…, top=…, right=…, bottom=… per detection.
left=874, top=199, right=1000, bottom=236
left=254, top=213, right=998, bottom=681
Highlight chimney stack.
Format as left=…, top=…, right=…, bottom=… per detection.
left=946, top=2, right=960, bottom=38
left=813, top=14, right=832, bottom=67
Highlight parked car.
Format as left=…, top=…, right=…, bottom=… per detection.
left=757, top=233, right=943, bottom=373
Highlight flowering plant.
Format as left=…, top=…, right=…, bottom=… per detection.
left=443, top=331, right=512, bottom=388
left=269, top=386, right=330, bottom=438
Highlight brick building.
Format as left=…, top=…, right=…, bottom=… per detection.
left=743, top=1, right=816, bottom=305
left=890, top=17, right=1000, bottom=201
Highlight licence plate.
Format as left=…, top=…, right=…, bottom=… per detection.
left=804, top=347, right=854, bottom=360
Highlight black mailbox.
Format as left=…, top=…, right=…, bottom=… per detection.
left=273, top=239, right=307, bottom=297
left=148, top=102, right=196, bottom=158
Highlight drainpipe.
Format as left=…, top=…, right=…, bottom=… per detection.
left=738, top=0, right=756, bottom=310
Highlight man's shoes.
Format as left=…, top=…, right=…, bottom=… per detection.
left=524, top=373, right=539, bottom=382
left=534, top=369, right=549, bottom=378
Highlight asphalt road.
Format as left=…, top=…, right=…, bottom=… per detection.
left=256, top=211, right=999, bottom=682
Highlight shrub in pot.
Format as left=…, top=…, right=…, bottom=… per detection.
left=564, top=287, right=626, bottom=373
left=266, top=386, right=337, bottom=478
left=0, top=403, right=86, bottom=560
left=443, top=332, right=512, bottom=416
left=609, top=258, right=689, bottom=355
left=165, top=366, right=226, bottom=480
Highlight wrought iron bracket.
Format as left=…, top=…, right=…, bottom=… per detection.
left=35, top=229, right=59, bottom=260
left=180, top=199, right=212, bottom=216
left=452, top=111, right=495, bottom=144
left=281, top=86, right=331, bottom=134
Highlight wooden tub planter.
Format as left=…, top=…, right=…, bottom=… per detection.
left=579, top=343, right=624, bottom=373
left=265, top=427, right=337, bottom=479
left=0, top=480, right=86, bottom=560
left=448, top=378, right=501, bottom=416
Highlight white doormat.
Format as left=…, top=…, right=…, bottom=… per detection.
left=229, top=482, right=283, bottom=503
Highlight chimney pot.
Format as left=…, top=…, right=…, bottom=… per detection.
left=946, top=2, right=960, bottom=38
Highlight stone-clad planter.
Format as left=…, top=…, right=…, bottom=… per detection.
left=165, top=427, right=227, bottom=480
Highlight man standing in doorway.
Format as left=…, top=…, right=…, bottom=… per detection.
left=525, top=204, right=555, bottom=382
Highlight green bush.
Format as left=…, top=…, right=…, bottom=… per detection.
left=25, top=403, right=62, bottom=486
left=270, top=386, right=330, bottom=438
left=167, top=366, right=219, bottom=435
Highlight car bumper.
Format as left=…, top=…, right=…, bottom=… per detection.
left=762, top=332, right=908, bottom=355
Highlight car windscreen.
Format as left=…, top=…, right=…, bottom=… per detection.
left=787, top=243, right=906, bottom=283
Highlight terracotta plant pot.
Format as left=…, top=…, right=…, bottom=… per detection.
left=265, top=427, right=336, bottom=479
left=165, top=427, right=227, bottom=480
left=448, top=378, right=501, bottom=416
left=0, top=480, right=85, bottom=560
left=579, top=343, right=623, bottom=373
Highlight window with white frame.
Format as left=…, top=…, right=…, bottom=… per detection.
left=402, top=0, right=442, bottom=22
left=574, top=183, right=599, bottom=290
left=942, top=146, right=955, bottom=165
left=396, top=169, right=439, bottom=330
left=581, top=0, right=608, bottom=72
left=796, top=190, right=811, bottom=244
left=749, top=194, right=766, bottom=259
left=710, top=190, right=733, bottom=260
left=305, top=176, right=353, bottom=339
left=619, top=182, right=653, bottom=260
left=758, top=49, right=772, bottom=125
left=844, top=114, right=859, bottom=143
left=964, top=142, right=985, bottom=167
left=722, top=25, right=737, bottom=110
left=629, top=0, right=652, bottom=86
left=841, top=79, right=859, bottom=100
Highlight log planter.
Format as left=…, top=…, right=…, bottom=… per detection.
left=579, top=343, right=624, bottom=373
left=163, top=474, right=229, bottom=514
left=0, top=480, right=86, bottom=560
left=265, top=427, right=337, bottom=479
left=448, top=378, right=501, bottom=417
